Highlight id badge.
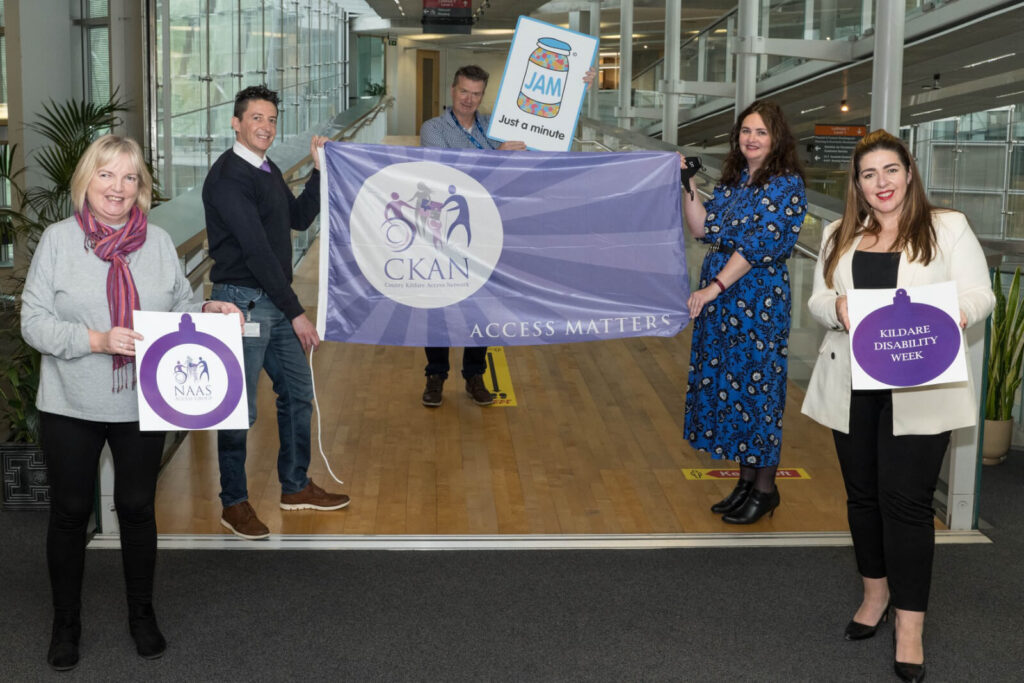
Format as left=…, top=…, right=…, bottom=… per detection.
left=243, top=322, right=261, bottom=337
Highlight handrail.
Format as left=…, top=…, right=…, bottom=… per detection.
left=282, top=95, right=394, bottom=188
left=576, top=115, right=844, bottom=260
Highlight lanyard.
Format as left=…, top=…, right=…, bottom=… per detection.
left=450, top=109, right=494, bottom=150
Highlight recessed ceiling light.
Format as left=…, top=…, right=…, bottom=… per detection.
left=996, top=89, right=1024, bottom=99
left=911, top=108, right=944, bottom=117
left=800, top=105, right=825, bottom=114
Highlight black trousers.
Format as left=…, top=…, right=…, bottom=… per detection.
left=424, top=346, right=488, bottom=379
left=40, top=412, right=165, bottom=612
left=832, top=391, right=949, bottom=612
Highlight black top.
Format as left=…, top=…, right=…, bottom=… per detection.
left=852, top=250, right=900, bottom=289
left=202, top=150, right=321, bottom=321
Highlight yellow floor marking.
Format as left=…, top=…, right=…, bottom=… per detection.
left=483, top=347, right=517, bottom=407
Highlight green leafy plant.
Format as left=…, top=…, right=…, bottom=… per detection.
left=0, top=94, right=127, bottom=443
left=365, top=80, right=386, bottom=97
left=24, top=95, right=127, bottom=224
left=985, top=267, right=1024, bottom=421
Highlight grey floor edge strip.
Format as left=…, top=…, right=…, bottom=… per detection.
left=85, top=529, right=992, bottom=551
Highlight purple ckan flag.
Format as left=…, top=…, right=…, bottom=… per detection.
left=317, top=142, right=688, bottom=347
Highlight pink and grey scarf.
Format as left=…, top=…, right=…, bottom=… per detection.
left=76, top=204, right=147, bottom=392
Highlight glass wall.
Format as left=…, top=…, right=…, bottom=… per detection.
left=355, top=34, right=384, bottom=99
left=916, top=105, right=1020, bottom=239
left=154, top=0, right=349, bottom=198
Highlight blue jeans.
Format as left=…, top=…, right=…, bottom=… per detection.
left=212, top=284, right=312, bottom=507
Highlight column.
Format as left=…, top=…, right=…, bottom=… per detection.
left=662, top=0, right=680, bottom=145
left=870, top=0, right=904, bottom=133
left=736, top=0, right=758, bottom=117
left=618, top=0, right=634, bottom=129
left=589, top=1, right=601, bottom=119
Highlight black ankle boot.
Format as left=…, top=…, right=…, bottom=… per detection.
left=47, top=610, right=81, bottom=671
left=722, top=487, right=780, bottom=524
left=710, top=479, right=754, bottom=514
left=128, top=603, right=167, bottom=659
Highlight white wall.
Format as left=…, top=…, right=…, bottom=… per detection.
left=388, top=38, right=511, bottom=138
left=6, top=0, right=76, bottom=190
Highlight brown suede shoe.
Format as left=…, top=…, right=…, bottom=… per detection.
left=280, top=480, right=351, bottom=511
left=465, top=374, right=494, bottom=406
left=220, top=501, right=270, bottom=540
left=422, top=373, right=445, bottom=407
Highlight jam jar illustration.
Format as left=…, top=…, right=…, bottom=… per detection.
left=517, top=37, right=571, bottom=118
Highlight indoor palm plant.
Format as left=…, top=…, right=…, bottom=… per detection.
left=1, top=96, right=125, bottom=508
left=983, top=266, right=1024, bottom=465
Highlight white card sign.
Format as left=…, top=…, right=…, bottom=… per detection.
left=134, top=311, right=249, bottom=431
left=486, top=16, right=598, bottom=151
left=847, top=281, right=966, bottom=390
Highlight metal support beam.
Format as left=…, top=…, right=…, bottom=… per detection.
left=589, top=1, right=601, bottom=119
left=617, top=0, right=634, bottom=128
left=733, top=36, right=856, bottom=62
left=735, top=0, right=758, bottom=117
left=661, top=0, right=681, bottom=144
left=870, top=0, right=905, bottom=133
left=568, top=9, right=583, bottom=35
left=663, top=80, right=735, bottom=98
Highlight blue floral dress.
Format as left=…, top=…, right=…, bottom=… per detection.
left=684, top=170, right=806, bottom=467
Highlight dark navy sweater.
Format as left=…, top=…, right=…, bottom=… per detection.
left=203, top=149, right=320, bottom=321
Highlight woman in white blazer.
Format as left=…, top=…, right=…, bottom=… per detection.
left=801, top=130, right=994, bottom=683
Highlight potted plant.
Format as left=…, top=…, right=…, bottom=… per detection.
left=1, top=96, right=125, bottom=509
left=983, top=266, right=1024, bottom=465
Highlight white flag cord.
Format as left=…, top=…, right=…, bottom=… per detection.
left=308, top=347, right=344, bottom=486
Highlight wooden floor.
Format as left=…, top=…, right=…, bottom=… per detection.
left=155, top=240, right=851, bottom=536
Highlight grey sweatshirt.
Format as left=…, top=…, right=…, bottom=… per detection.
left=21, top=217, right=201, bottom=423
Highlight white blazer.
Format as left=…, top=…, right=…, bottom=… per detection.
left=801, top=210, right=995, bottom=435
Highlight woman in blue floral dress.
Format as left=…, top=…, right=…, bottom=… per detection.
left=681, top=100, right=807, bottom=524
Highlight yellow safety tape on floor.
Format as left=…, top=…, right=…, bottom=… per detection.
left=683, top=468, right=811, bottom=480
left=483, top=347, right=517, bottom=407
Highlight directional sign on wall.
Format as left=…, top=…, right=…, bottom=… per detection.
left=811, top=124, right=867, bottom=166
left=422, top=0, right=472, bottom=34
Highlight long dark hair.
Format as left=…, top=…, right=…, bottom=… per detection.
left=822, top=129, right=940, bottom=288
left=720, top=99, right=804, bottom=187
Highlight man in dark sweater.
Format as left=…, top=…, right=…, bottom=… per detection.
left=203, top=85, right=349, bottom=540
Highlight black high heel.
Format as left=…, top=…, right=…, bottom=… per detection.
left=893, top=620, right=926, bottom=682
left=710, top=479, right=754, bottom=514
left=722, top=486, right=780, bottom=524
left=844, top=601, right=890, bottom=640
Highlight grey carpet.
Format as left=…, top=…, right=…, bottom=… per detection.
left=2, top=454, right=1023, bottom=682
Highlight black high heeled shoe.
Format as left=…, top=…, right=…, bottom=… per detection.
left=710, top=479, right=754, bottom=514
left=893, top=628, right=926, bottom=682
left=722, top=486, right=780, bottom=524
left=844, top=601, right=890, bottom=640
left=47, top=610, right=81, bottom=671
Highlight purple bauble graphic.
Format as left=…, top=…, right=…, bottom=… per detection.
left=139, top=314, right=244, bottom=429
left=852, top=289, right=960, bottom=387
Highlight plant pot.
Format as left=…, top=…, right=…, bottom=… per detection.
left=1, top=442, right=50, bottom=510
left=982, top=419, right=1014, bottom=466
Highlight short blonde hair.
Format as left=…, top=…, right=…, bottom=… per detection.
left=70, top=134, right=153, bottom=215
